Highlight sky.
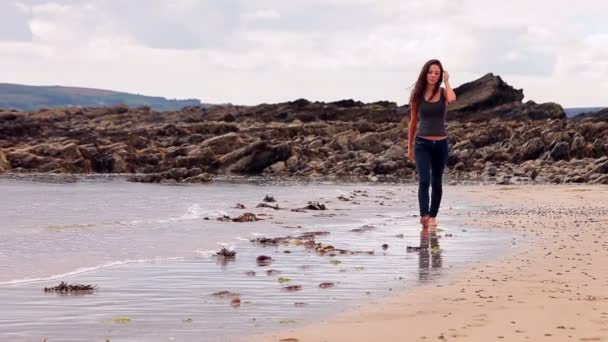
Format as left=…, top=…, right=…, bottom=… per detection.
left=0, top=0, right=606, bottom=107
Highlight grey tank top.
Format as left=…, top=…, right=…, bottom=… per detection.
left=416, top=89, right=447, bottom=136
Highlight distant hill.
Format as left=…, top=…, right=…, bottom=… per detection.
left=0, top=83, right=203, bottom=112
left=564, top=107, right=605, bottom=118
left=571, top=107, right=608, bottom=121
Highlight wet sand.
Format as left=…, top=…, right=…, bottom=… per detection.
left=0, top=180, right=512, bottom=341
left=256, top=185, right=608, bottom=342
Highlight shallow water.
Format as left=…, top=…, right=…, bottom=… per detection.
left=0, top=178, right=511, bottom=341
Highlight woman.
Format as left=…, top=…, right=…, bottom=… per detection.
left=408, top=59, right=457, bottom=229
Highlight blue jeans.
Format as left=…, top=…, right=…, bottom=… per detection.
left=414, top=136, right=449, bottom=217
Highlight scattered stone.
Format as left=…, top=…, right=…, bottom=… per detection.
left=256, top=255, right=273, bottom=266
left=216, top=248, right=236, bottom=258
left=210, top=290, right=240, bottom=298
left=232, top=213, right=260, bottom=222
left=305, top=201, right=326, bottom=210
left=256, top=203, right=280, bottom=210
left=230, top=296, right=241, bottom=308
left=281, top=285, right=302, bottom=292
left=217, top=215, right=232, bottom=222
left=319, top=282, right=335, bottom=288
left=266, top=269, right=281, bottom=276
left=350, top=225, right=376, bottom=233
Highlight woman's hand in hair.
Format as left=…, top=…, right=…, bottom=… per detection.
left=443, top=70, right=449, bottom=83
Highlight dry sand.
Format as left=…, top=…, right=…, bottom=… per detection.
left=255, top=185, right=608, bottom=342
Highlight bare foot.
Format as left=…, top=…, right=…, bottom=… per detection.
left=420, top=216, right=429, bottom=228
left=428, top=217, right=437, bottom=227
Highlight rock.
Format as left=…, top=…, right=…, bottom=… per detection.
left=0, top=73, right=604, bottom=185
left=308, top=139, right=323, bottom=149
left=351, top=132, right=383, bottom=153
left=210, top=290, right=240, bottom=298
left=183, top=173, right=212, bottom=183
left=285, top=155, right=300, bottom=170
left=516, top=137, right=545, bottom=161
left=595, top=156, right=608, bottom=164
left=384, top=144, right=406, bottom=161
left=305, top=201, right=326, bottom=210
left=570, top=135, right=586, bottom=156
left=175, top=147, right=216, bottom=169
left=591, top=174, right=608, bottom=184
left=281, top=285, right=302, bottom=292
left=233, top=213, right=260, bottom=222
left=7, top=150, right=52, bottom=170
left=269, top=161, right=286, bottom=173
left=450, top=73, right=523, bottom=112
left=589, top=160, right=608, bottom=174
left=549, top=141, right=570, bottom=160
left=256, top=203, right=279, bottom=210
left=220, top=141, right=291, bottom=174
left=256, top=255, right=273, bottom=266
left=230, top=296, right=241, bottom=308
left=199, top=132, right=245, bottom=155
left=319, top=282, right=335, bottom=289
left=328, top=130, right=359, bottom=151
left=0, top=151, right=10, bottom=172
left=496, top=175, right=511, bottom=185
left=216, top=248, right=236, bottom=257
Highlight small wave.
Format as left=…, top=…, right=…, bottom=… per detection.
left=119, top=204, right=228, bottom=226
left=195, top=242, right=235, bottom=257
left=0, top=257, right=184, bottom=286
left=195, top=249, right=218, bottom=257
left=47, top=223, right=96, bottom=230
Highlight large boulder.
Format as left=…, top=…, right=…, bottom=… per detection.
left=447, top=74, right=565, bottom=121
left=351, top=132, right=384, bottom=153
left=219, top=141, right=292, bottom=174
left=450, top=73, right=524, bottom=113
left=199, top=132, right=246, bottom=155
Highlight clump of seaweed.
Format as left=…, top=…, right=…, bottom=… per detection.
left=44, top=281, right=97, bottom=294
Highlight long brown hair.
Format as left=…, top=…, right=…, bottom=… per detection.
left=409, top=59, right=444, bottom=111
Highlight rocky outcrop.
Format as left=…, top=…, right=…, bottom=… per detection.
left=0, top=74, right=605, bottom=184
left=446, top=74, right=565, bottom=121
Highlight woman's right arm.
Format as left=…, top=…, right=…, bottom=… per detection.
left=407, top=104, right=417, bottom=161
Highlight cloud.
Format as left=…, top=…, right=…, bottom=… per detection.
left=0, top=0, right=607, bottom=107
left=0, top=2, right=33, bottom=41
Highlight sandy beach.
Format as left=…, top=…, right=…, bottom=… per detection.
left=257, top=185, right=608, bottom=342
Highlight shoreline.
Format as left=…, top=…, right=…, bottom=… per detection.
left=254, top=184, right=608, bottom=342
left=0, top=171, right=572, bottom=186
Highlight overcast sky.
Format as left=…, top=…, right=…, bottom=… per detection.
left=1, top=0, right=606, bottom=107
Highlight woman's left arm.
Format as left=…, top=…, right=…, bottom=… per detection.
left=443, top=71, right=457, bottom=104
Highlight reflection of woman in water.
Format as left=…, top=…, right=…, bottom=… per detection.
left=418, top=228, right=442, bottom=280
left=407, top=59, right=457, bottom=229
